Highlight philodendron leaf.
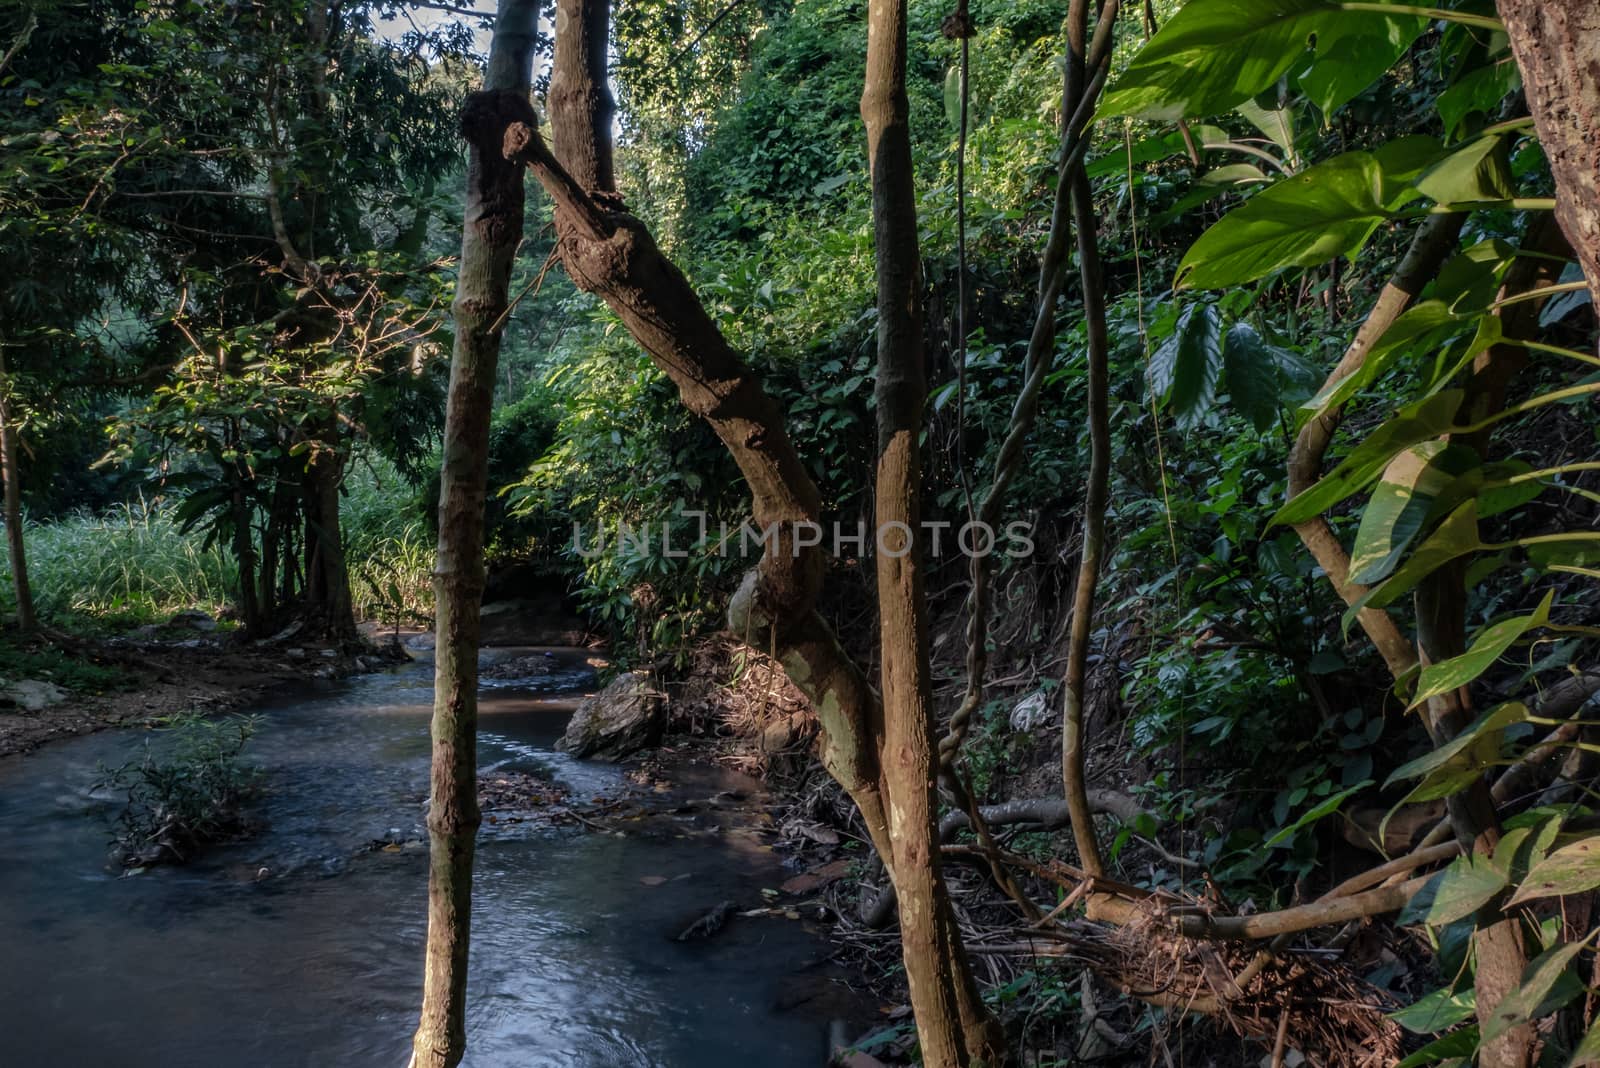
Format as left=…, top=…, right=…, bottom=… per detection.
left=1149, top=303, right=1222, bottom=428
left=1408, top=592, right=1555, bottom=709
left=1176, top=152, right=1388, bottom=289
left=1505, top=838, right=1600, bottom=906
left=1384, top=701, right=1527, bottom=802
left=1436, top=59, right=1521, bottom=142
left=1400, top=852, right=1509, bottom=927
left=1349, top=442, right=1481, bottom=585
left=1480, top=936, right=1595, bottom=1045
left=1390, top=986, right=1476, bottom=1034
left=1298, top=14, right=1428, bottom=116
left=1097, top=0, right=1424, bottom=121
left=1362, top=499, right=1482, bottom=611
left=1275, top=390, right=1465, bottom=526
left=1417, top=133, right=1517, bottom=205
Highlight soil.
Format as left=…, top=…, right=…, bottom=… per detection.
left=0, top=627, right=401, bottom=760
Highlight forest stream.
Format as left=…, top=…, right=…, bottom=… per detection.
left=0, top=650, right=850, bottom=1068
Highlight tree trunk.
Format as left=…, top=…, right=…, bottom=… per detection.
left=0, top=349, right=35, bottom=633
left=517, top=1, right=1000, bottom=1060
left=408, top=2, right=539, bottom=1066
left=1416, top=215, right=1568, bottom=1068
left=862, top=0, right=1001, bottom=1062
left=1497, top=0, right=1600, bottom=306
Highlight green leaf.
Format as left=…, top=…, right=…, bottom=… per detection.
left=1098, top=0, right=1423, bottom=121
left=1417, top=134, right=1517, bottom=204
left=1400, top=852, right=1509, bottom=926
left=1275, top=390, right=1465, bottom=526
left=1437, top=59, right=1521, bottom=142
left=1298, top=15, right=1428, bottom=116
left=1409, top=592, right=1555, bottom=709
left=1300, top=301, right=1462, bottom=418
left=1084, top=125, right=1228, bottom=178
left=1149, top=303, right=1223, bottom=428
left=1262, top=779, right=1373, bottom=848
left=1569, top=1015, right=1600, bottom=1067
left=1222, top=322, right=1287, bottom=431
left=1385, top=701, right=1527, bottom=802
left=1362, top=499, right=1482, bottom=611
left=1481, top=936, right=1595, bottom=1044
left=943, top=66, right=961, bottom=131
left=1395, top=1027, right=1480, bottom=1066
left=1155, top=163, right=1273, bottom=225
left=1506, top=838, right=1600, bottom=906
left=1176, top=152, right=1388, bottom=289
left=1391, top=986, right=1477, bottom=1034
left=1238, top=98, right=1294, bottom=158
left=1350, top=442, right=1481, bottom=584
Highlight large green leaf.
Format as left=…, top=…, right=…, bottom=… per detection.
left=1400, top=852, right=1509, bottom=926
left=1275, top=390, right=1465, bottom=526
left=1409, top=592, right=1555, bottom=709
left=1098, top=0, right=1424, bottom=121
left=1222, top=322, right=1289, bottom=431
left=1298, top=15, right=1428, bottom=116
left=1417, top=134, right=1517, bottom=205
left=1149, top=303, right=1223, bottom=428
left=1349, top=442, right=1481, bottom=584
left=1481, top=937, right=1594, bottom=1044
left=1437, top=58, right=1522, bottom=142
left=1506, top=838, right=1600, bottom=906
left=1362, top=499, right=1482, bottom=611
left=1176, top=152, right=1388, bottom=289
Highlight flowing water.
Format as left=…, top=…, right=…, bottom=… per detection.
left=0, top=650, right=846, bottom=1067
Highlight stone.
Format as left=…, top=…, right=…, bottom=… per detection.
left=167, top=609, right=218, bottom=632
left=4, top=679, right=67, bottom=712
left=557, top=670, right=666, bottom=761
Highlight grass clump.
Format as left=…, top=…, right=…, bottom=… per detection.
left=96, top=712, right=263, bottom=868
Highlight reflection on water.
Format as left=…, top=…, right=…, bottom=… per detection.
left=0, top=652, right=836, bottom=1068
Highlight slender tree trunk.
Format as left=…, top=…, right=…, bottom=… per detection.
left=307, top=450, right=355, bottom=639
left=1497, top=0, right=1600, bottom=306
left=0, top=349, right=35, bottom=633
left=862, top=1, right=1000, bottom=1062
left=408, top=3, right=539, bottom=1066
left=1415, top=215, right=1568, bottom=1068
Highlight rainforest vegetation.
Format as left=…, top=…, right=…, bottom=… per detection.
left=2, top=0, right=1599, bottom=1065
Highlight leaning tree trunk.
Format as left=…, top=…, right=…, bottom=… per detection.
left=1498, top=0, right=1600, bottom=307
left=408, top=2, right=539, bottom=1066
left=0, top=349, right=35, bottom=633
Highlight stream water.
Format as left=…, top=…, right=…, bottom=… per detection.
left=0, top=651, right=845, bottom=1067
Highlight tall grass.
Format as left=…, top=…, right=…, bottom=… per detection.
left=0, top=466, right=436, bottom=630
left=0, top=499, right=237, bottom=626
left=342, top=462, right=436, bottom=624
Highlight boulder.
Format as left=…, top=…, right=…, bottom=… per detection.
left=557, top=670, right=665, bottom=761
left=167, top=609, right=218, bottom=632
left=3, top=678, right=68, bottom=712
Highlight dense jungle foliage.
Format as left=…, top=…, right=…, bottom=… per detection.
left=3, top=0, right=1598, bottom=1064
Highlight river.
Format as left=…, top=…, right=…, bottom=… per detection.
left=0, top=650, right=849, bottom=1067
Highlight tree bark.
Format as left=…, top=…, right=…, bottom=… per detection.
left=408, top=3, right=539, bottom=1066
left=1497, top=0, right=1600, bottom=306
left=862, top=0, right=1000, bottom=1062
left=513, top=1, right=1001, bottom=1060
left=0, top=349, right=34, bottom=633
